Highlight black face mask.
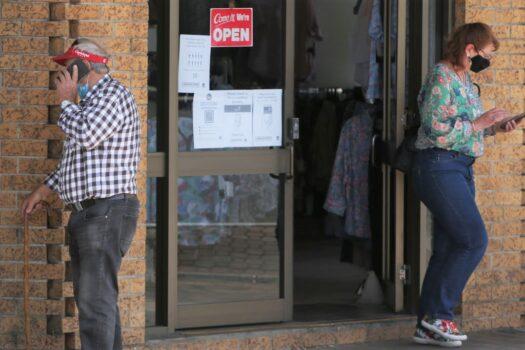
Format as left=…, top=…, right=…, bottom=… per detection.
left=470, top=54, right=490, bottom=73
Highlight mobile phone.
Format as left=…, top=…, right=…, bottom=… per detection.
left=499, top=112, right=525, bottom=130
left=66, top=59, right=90, bottom=81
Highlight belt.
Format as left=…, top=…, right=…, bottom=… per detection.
left=66, top=194, right=135, bottom=213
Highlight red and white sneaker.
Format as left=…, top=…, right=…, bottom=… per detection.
left=421, top=318, right=467, bottom=341
left=413, top=326, right=463, bottom=347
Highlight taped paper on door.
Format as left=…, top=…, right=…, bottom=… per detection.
left=193, top=89, right=282, bottom=149
left=253, top=90, right=282, bottom=147
left=178, top=35, right=211, bottom=93
left=193, top=90, right=253, bottom=149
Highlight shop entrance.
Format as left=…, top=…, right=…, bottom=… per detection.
left=293, top=0, right=402, bottom=322
left=145, top=0, right=453, bottom=331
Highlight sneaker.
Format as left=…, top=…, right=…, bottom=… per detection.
left=421, top=318, right=468, bottom=341
left=413, top=327, right=463, bottom=347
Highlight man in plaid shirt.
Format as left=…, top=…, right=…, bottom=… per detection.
left=21, top=38, right=140, bottom=350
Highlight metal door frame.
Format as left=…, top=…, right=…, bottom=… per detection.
left=382, top=0, right=407, bottom=312
left=419, top=0, right=431, bottom=292
left=418, top=0, right=455, bottom=289
left=157, top=0, right=296, bottom=330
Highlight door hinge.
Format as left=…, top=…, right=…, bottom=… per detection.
left=399, top=264, right=411, bottom=285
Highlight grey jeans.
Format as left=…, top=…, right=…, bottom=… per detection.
left=67, top=194, right=140, bottom=350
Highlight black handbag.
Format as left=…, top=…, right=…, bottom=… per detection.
left=393, top=133, right=418, bottom=173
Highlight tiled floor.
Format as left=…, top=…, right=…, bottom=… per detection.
left=315, top=328, right=525, bottom=350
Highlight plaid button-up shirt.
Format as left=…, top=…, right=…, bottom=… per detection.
left=44, top=74, right=140, bottom=204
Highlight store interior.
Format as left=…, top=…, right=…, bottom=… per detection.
left=293, top=0, right=391, bottom=322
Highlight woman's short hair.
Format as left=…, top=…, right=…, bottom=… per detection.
left=444, top=22, right=499, bottom=67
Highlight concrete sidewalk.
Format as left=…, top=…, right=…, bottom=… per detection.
left=315, top=328, right=525, bottom=349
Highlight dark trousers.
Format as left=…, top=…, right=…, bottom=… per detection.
left=67, top=194, right=139, bottom=350
left=411, top=148, right=488, bottom=322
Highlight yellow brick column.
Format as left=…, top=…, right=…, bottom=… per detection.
left=0, top=0, right=69, bottom=348
left=456, top=0, right=525, bottom=331
left=0, top=0, right=148, bottom=349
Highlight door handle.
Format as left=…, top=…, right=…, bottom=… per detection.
left=285, top=118, right=299, bottom=180
left=371, top=134, right=380, bottom=167
left=271, top=118, right=299, bottom=180
left=270, top=143, right=294, bottom=180
left=287, top=144, right=294, bottom=180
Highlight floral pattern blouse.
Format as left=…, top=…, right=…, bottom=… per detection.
left=415, top=63, right=485, bottom=157
left=324, top=103, right=373, bottom=239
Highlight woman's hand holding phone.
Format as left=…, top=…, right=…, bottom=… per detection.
left=496, top=113, right=525, bottom=133
left=472, top=108, right=510, bottom=132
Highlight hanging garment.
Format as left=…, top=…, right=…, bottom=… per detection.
left=324, top=212, right=345, bottom=239
left=324, top=103, right=373, bottom=239
left=366, top=0, right=382, bottom=102
left=351, top=0, right=373, bottom=88
left=311, top=99, right=341, bottom=195
left=295, top=0, right=323, bottom=82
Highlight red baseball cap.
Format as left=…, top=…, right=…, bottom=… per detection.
left=52, top=47, right=109, bottom=66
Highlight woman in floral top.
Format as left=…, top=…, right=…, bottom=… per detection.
left=411, top=23, right=519, bottom=347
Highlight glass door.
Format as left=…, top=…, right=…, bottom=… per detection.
left=380, top=0, right=407, bottom=312
left=381, top=0, right=452, bottom=313
left=166, top=0, right=295, bottom=329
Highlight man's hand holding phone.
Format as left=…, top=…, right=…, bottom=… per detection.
left=55, top=64, right=78, bottom=103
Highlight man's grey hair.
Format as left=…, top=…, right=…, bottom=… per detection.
left=72, top=37, right=110, bottom=74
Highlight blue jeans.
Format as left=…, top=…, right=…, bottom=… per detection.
left=67, top=194, right=140, bottom=350
left=411, top=148, right=488, bottom=322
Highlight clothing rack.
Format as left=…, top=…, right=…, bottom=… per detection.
left=296, top=87, right=354, bottom=98
left=180, top=87, right=369, bottom=102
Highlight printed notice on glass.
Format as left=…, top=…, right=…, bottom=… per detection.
left=193, top=89, right=283, bottom=149
left=252, top=89, right=282, bottom=147
left=178, top=35, right=211, bottom=93
left=193, top=90, right=253, bottom=149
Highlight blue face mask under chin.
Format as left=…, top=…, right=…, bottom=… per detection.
left=77, top=83, right=89, bottom=99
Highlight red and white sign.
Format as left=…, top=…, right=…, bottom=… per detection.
left=210, top=8, right=253, bottom=48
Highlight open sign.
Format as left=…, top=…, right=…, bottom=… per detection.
left=210, top=8, right=253, bottom=47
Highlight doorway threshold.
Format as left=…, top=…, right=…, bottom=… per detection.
left=146, top=314, right=416, bottom=349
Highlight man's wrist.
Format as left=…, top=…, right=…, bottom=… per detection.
left=36, top=184, right=50, bottom=198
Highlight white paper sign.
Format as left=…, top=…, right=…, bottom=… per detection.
left=193, top=90, right=253, bottom=149
left=178, top=35, right=211, bottom=93
left=192, top=89, right=283, bottom=149
left=253, top=89, right=282, bottom=147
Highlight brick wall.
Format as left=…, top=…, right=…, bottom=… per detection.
left=456, top=0, right=525, bottom=331
left=0, top=1, right=148, bottom=349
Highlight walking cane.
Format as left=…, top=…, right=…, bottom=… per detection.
left=23, top=211, right=30, bottom=349
left=23, top=201, right=50, bottom=350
